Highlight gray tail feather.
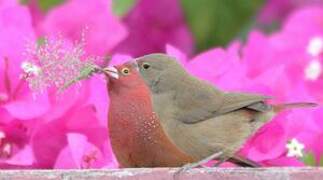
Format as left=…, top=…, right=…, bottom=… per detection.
left=228, top=156, right=260, bottom=167
left=273, top=102, right=318, bottom=113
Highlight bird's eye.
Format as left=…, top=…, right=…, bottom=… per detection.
left=121, top=68, right=130, bottom=75
left=142, top=63, right=150, bottom=69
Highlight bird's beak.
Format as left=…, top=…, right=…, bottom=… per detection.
left=103, top=66, right=119, bottom=79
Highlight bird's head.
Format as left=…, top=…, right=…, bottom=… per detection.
left=103, top=61, right=146, bottom=92
left=131, top=53, right=187, bottom=93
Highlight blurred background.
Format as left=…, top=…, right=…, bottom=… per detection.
left=21, top=0, right=323, bottom=56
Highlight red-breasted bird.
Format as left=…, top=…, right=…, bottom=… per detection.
left=130, top=53, right=317, bottom=167
left=105, top=62, right=259, bottom=168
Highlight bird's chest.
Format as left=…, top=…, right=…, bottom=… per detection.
left=108, top=101, right=163, bottom=166
left=109, top=101, right=160, bottom=142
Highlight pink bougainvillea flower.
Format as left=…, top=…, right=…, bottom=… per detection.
left=0, top=0, right=51, bottom=121
left=114, top=0, right=194, bottom=57
left=162, top=12, right=321, bottom=165
left=186, top=42, right=249, bottom=91
left=0, top=0, right=34, bottom=88
left=166, top=44, right=188, bottom=66
left=54, top=133, right=117, bottom=169
left=26, top=0, right=44, bottom=29
left=239, top=114, right=288, bottom=162
left=0, top=1, right=48, bottom=168
left=108, top=54, right=133, bottom=67
left=38, top=0, right=127, bottom=56
left=257, top=0, right=322, bottom=24
left=243, top=7, right=323, bottom=102
left=31, top=103, right=117, bottom=169
left=239, top=7, right=323, bottom=166
left=0, top=119, right=34, bottom=167
left=278, top=7, right=323, bottom=102
left=0, top=0, right=119, bottom=169
left=300, top=107, right=323, bottom=164
left=281, top=6, right=323, bottom=43
left=236, top=72, right=315, bottom=166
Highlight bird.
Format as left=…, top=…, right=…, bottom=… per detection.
left=104, top=61, right=260, bottom=168
left=105, top=62, right=194, bottom=167
left=129, top=53, right=317, bottom=167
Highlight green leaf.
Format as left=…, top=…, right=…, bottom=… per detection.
left=319, top=155, right=323, bottom=167
left=37, top=37, right=46, bottom=47
left=39, top=0, right=65, bottom=12
left=59, top=63, right=100, bottom=91
left=302, top=151, right=316, bottom=166
left=180, top=0, right=265, bottom=52
left=112, top=0, right=136, bottom=17
left=20, top=0, right=29, bottom=5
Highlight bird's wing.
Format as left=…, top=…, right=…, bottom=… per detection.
left=175, top=78, right=270, bottom=124
left=218, top=92, right=272, bottom=114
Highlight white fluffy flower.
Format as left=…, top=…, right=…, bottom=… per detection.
left=21, top=61, right=41, bottom=76
left=286, top=138, right=305, bottom=158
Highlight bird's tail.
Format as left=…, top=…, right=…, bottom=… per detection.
left=273, top=102, right=318, bottom=113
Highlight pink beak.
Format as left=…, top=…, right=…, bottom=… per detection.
left=103, top=66, right=119, bottom=79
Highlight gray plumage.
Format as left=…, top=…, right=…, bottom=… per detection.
left=133, top=53, right=316, bottom=162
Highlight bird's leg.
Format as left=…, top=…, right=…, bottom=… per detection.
left=185, top=151, right=224, bottom=169
left=174, top=151, right=223, bottom=178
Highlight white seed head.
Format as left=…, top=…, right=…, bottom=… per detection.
left=21, top=61, right=41, bottom=76
left=23, top=36, right=98, bottom=92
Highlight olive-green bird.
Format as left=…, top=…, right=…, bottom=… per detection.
left=131, top=53, right=317, bottom=167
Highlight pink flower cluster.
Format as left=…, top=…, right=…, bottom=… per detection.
left=0, top=0, right=192, bottom=169
left=166, top=6, right=323, bottom=166
left=0, top=0, right=322, bottom=168
left=258, top=0, right=322, bottom=24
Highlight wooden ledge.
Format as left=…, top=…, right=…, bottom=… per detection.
left=0, top=167, right=322, bottom=180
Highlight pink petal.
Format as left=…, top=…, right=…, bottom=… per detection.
left=3, top=93, right=50, bottom=120
left=109, top=54, right=133, bottom=66
left=114, top=0, right=193, bottom=56
left=4, top=145, right=34, bottom=166
left=31, top=121, right=67, bottom=168
left=54, top=146, right=77, bottom=169
left=166, top=44, right=187, bottom=66
left=66, top=133, right=88, bottom=168
left=240, top=115, right=288, bottom=161
left=39, top=0, right=127, bottom=56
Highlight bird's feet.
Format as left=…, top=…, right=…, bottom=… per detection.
left=173, top=151, right=223, bottom=179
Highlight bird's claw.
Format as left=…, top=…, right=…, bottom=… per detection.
left=173, top=151, right=223, bottom=179
left=173, top=163, right=197, bottom=180
left=176, top=162, right=202, bottom=174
